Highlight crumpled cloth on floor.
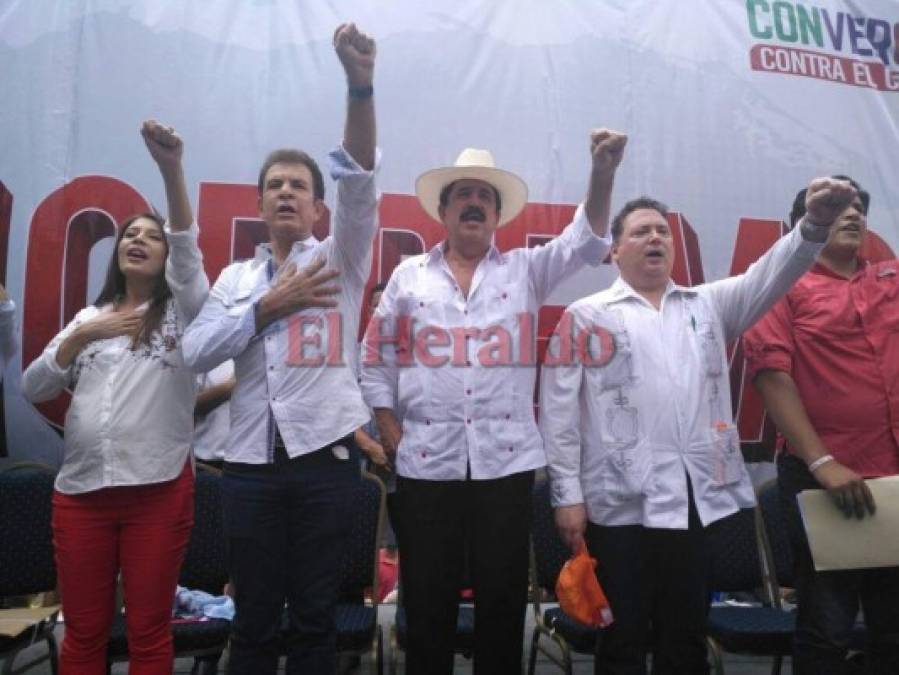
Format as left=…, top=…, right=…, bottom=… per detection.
left=172, top=585, right=234, bottom=621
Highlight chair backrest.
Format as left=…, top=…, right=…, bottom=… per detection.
left=756, top=479, right=794, bottom=590
left=707, top=506, right=763, bottom=594
left=178, top=466, right=228, bottom=595
left=0, top=463, right=57, bottom=596
left=338, top=471, right=385, bottom=600
left=530, top=478, right=571, bottom=592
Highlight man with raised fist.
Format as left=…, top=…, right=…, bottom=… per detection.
left=362, top=128, right=627, bottom=674
left=541, top=177, right=857, bottom=674
left=183, top=23, right=379, bottom=675
left=745, top=178, right=899, bottom=675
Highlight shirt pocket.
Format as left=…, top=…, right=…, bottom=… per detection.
left=702, top=423, right=744, bottom=488
left=482, top=282, right=526, bottom=330
left=225, top=286, right=255, bottom=318
left=597, top=440, right=652, bottom=505
left=398, top=405, right=450, bottom=465
left=488, top=392, right=526, bottom=452
left=869, top=268, right=899, bottom=332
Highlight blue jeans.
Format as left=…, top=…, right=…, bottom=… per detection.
left=223, top=438, right=359, bottom=675
left=778, top=453, right=899, bottom=675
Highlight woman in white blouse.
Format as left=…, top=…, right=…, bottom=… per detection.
left=23, top=121, right=209, bottom=675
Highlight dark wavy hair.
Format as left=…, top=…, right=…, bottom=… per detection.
left=94, top=212, right=172, bottom=348
left=611, top=196, right=669, bottom=242
left=257, top=148, right=325, bottom=200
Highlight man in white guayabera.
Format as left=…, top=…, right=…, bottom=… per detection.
left=361, top=129, right=627, bottom=674
left=541, top=178, right=858, bottom=675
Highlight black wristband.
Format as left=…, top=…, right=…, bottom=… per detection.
left=348, top=84, right=374, bottom=100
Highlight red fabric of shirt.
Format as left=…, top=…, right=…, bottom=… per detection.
left=744, top=259, right=899, bottom=477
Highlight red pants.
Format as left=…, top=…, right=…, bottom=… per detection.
left=52, top=464, right=194, bottom=675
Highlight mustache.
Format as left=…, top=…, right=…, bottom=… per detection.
left=460, top=206, right=486, bottom=222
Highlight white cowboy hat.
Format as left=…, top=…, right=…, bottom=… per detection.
left=415, top=148, right=528, bottom=227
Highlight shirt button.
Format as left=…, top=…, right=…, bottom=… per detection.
left=269, top=365, right=275, bottom=371
left=502, top=293, right=508, bottom=299
left=419, top=301, right=425, bottom=308
left=508, top=446, right=514, bottom=452
left=425, top=419, right=431, bottom=426
left=466, top=360, right=472, bottom=367
left=421, top=451, right=427, bottom=458
left=466, top=418, right=472, bottom=425
left=505, top=414, right=511, bottom=420
left=466, top=389, right=471, bottom=395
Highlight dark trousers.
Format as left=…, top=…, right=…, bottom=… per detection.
left=778, top=453, right=899, bottom=675
left=222, top=438, right=359, bottom=675
left=397, top=470, right=535, bottom=675
left=585, top=492, right=717, bottom=675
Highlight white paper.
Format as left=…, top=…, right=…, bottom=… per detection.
left=798, top=476, right=899, bottom=572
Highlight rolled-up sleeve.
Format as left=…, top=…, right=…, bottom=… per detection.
left=22, top=308, right=92, bottom=402
left=329, top=144, right=381, bottom=289
left=165, top=222, right=209, bottom=323
left=743, top=295, right=796, bottom=381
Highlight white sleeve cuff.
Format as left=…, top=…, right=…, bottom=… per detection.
left=42, top=348, right=71, bottom=378
left=329, top=143, right=382, bottom=180
left=163, top=220, right=200, bottom=241
left=568, top=203, right=612, bottom=267
left=361, top=386, right=395, bottom=411
left=550, top=477, right=585, bottom=508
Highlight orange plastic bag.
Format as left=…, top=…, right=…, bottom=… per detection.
left=555, top=541, right=614, bottom=628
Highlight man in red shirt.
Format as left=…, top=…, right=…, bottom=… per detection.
left=744, top=177, right=899, bottom=675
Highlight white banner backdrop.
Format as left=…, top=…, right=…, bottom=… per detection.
left=1, top=0, right=897, bottom=463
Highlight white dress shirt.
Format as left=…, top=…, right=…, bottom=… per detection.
left=540, top=221, right=827, bottom=528
left=193, top=360, right=235, bottom=462
left=361, top=204, right=610, bottom=481
left=182, top=146, right=379, bottom=464
left=22, top=223, right=209, bottom=494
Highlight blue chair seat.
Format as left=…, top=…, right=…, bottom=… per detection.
left=335, top=603, right=378, bottom=652
left=706, top=606, right=794, bottom=655
left=107, top=612, right=232, bottom=656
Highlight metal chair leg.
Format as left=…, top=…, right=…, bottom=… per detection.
left=48, top=633, right=59, bottom=675
left=375, top=626, right=384, bottom=675
left=388, top=624, right=398, bottom=675
left=771, top=654, right=782, bottom=675
left=707, top=636, right=725, bottom=675
left=527, top=627, right=540, bottom=675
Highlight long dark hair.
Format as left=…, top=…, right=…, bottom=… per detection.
left=94, top=212, right=172, bottom=348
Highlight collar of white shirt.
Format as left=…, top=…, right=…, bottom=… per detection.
left=253, top=236, right=322, bottom=266
left=604, top=276, right=699, bottom=306
left=424, top=240, right=508, bottom=267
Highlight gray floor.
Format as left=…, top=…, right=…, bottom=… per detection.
left=6, top=602, right=788, bottom=674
